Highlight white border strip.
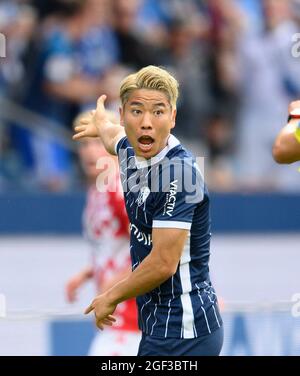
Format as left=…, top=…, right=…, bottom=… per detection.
left=152, top=221, right=191, bottom=230
left=114, top=136, right=127, bottom=155
left=179, top=239, right=194, bottom=338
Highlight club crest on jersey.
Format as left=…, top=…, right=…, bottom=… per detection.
left=136, top=186, right=151, bottom=207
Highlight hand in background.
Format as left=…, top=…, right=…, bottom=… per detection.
left=65, top=267, right=94, bottom=303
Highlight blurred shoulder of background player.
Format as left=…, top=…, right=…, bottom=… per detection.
left=65, top=111, right=140, bottom=356
left=273, top=101, right=300, bottom=164
left=273, top=100, right=300, bottom=164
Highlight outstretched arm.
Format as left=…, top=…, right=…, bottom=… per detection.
left=272, top=101, right=300, bottom=164
left=73, top=95, right=126, bottom=155
left=65, top=266, right=94, bottom=303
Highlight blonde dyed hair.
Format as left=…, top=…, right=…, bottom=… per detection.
left=120, top=66, right=179, bottom=109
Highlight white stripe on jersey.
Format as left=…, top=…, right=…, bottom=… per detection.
left=196, top=283, right=212, bottom=334
left=213, top=305, right=221, bottom=328
left=140, top=296, right=152, bottom=331
left=152, top=221, right=192, bottom=230
left=150, top=304, right=158, bottom=335
left=201, top=306, right=211, bottom=334
left=179, top=236, right=195, bottom=339
left=150, top=287, right=161, bottom=335
left=193, top=323, right=198, bottom=337
left=145, top=311, right=152, bottom=333
left=114, top=136, right=126, bottom=155
left=165, top=276, right=174, bottom=338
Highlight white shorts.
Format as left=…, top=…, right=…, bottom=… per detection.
left=88, top=329, right=141, bottom=356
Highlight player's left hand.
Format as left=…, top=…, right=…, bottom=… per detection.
left=84, top=293, right=117, bottom=330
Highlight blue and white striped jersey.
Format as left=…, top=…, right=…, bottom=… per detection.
left=116, top=134, right=222, bottom=339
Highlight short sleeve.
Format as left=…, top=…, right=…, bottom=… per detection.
left=115, top=136, right=128, bottom=155
left=152, top=159, right=204, bottom=230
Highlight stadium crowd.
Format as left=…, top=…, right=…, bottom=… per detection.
left=0, top=0, right=300, bottom=192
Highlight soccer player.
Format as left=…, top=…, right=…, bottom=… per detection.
left=66, top=112, right=140, bottom=356
left=73, top=66, right=223, bottom=356
left=273, top=100, right=300, bottom=164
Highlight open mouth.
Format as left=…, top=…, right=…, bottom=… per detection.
left=138, top=136, right=155, bottom=153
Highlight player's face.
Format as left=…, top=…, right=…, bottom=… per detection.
left=120, top=89, right=177, bottom=159
left=78, top=138, right=110, bottom=180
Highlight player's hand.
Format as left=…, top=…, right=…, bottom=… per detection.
left=84, top=293, right=117, bottom=330
left=289, top=100, right=300, bottom=116
left=73, top=95, right=108, bottom=141
left=65, top=275, right=85, bottom=303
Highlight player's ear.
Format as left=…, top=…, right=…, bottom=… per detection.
left=119, top=106, right=125, bottom=127
left=171, top=108, right=177, bottom=129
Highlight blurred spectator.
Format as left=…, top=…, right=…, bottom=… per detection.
left=292, top=0, right=300, bottom=24
left=238, top=0, right=263, bottom=30
left=160, top=16, right=214, bottom=139
left=12, top=0, right=109, bottom=191
left=135, top=0, right=170, bottom=45
left=77, top=0, right=120, bottom=112
left=111, top=0, right=162, bottom=70
left=230, top=0, right=300, bottom=190
left=1, top=0, right=300, bottom=193
left=0, top=1, right=37, bottom=190
left=101, top=65, right=132, bottom=113
left=136, top=0, right=208, bottom=45
left=205, top=113, right=236, bottom=192
left=0, top=1, right=36, bottom=98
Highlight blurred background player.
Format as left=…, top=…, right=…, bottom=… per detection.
left=273, top=100, right=300, bottom=164
left=65, top=111, right=140, bottom=356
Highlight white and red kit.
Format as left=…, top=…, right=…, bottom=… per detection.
left=83, top=177, right=140, bottom=356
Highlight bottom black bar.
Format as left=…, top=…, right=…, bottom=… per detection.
left=0, top=356, right=298, bottom=373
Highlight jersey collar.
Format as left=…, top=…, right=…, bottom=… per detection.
left=134, top=134, right=181, bottom=169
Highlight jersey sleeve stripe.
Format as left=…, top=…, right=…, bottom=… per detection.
left=114, top=136, right=127, bottom=155
left=152, top=221, right=192, bottom=230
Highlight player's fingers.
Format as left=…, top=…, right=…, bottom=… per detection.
left=96, top=319, right=104, bottom=331
left=107, top=315, right=117, bottom=322
left=84, top=303, right=94, bottom=315
left=74, top=125, right=86, bottom=133
left=67, top=290, right=76, bottom=303
left=102, top=319, right=113, bottom=326
left=73, top=132, right=86, bottom=141
left=96, top=95, right=107, bottom=112
left=80, top=118, right=90, bottom=125
left=90, top=110, right=96, bottom=116
left=101, top=317, right=115, bottom=325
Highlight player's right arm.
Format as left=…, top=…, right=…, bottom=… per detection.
left=65, top=266, right=94, bottom=303
left=272, top=101, right=300, bottom=164
left=73, top=95, right=126, bottom=155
